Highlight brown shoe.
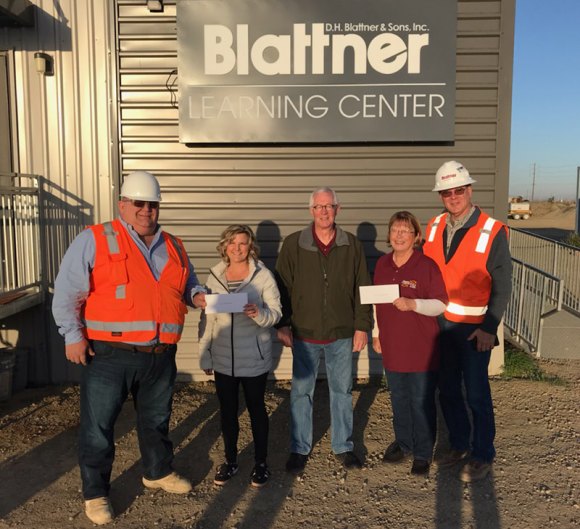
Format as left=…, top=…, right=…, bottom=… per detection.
left=437, top=449, right=469, bottom=467
left=459, top=460, right=492, bottom=482
left=85, top=497, right=114, bottom=525
left=142, top=472, right=192, bottom=494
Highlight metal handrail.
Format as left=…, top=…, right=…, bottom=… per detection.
left=509, top=228, right=580, bottom=316
left=504, top=258, right=563, bottom=355
left=0, top=175, right=42, bottom=296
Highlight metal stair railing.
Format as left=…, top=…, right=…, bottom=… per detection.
left=0, top=175, right=43, bottom=297
left=504, top=258, right=563, bottom=355
left=0, top=172, right=91, bottom=320
left=509, top=228, right=580, bottom=316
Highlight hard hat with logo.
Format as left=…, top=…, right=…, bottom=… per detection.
left=432, top=161, right=477, bottom=192
left=120, top=171, right=162, bottom=202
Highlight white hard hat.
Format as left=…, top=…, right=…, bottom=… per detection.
left=120, top=171, right=162, bottom=202
left=432, top=161, right=477, bottom=192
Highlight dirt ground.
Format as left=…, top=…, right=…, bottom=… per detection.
left=508, top=201, right=576, bottom=231
left=0, top=357, right=578, bottom=529
left=1, top=200, right=577, bottom=529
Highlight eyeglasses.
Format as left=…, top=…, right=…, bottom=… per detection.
left=123, top=199, right=160, bottom=209
left=311, top=204, right=337, bottom=212
left=389, top=228, right=415, bottom=236
left=439, top=186, right=468, bottom=198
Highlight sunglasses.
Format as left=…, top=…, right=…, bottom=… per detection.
left=123, top=199, right=160, bottom=209
left=439, top=186, right=468, bottom=198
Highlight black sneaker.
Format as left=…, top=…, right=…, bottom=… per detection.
left=250, top=463, right=271, bottom=488
left=335, top=451, right=363, bottom=469
left=285, top=453, right=308, bottom=474
left=382, top=441, right=407, bottom=463
left=411, top=459, right=430, bottom=475
left=213, top=462, right=239, bottom=485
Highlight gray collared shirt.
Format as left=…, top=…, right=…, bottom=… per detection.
left=445, top=205, right=476, bottom=252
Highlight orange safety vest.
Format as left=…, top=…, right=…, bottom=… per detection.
left=83, top=219, right=190, bottom=343
left=423, top=210, right=506, bottom=324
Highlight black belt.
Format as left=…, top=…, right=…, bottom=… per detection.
left=99, top=341, right=172, bottom=354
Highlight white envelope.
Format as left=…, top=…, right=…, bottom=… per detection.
left=205, top=293, right=248, bottom=314
left=359, top=284, right=400, bottom=304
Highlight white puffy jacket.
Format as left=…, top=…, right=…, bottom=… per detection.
left=199, top=259, right=282, bottom=377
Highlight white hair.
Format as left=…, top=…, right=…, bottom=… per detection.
left=309, top=187, right=340, bottom=207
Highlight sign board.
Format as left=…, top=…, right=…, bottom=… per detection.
left=178, top=0, right=457, bottom=144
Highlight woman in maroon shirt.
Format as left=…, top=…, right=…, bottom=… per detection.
left=372, top=211, right=448, bottom=475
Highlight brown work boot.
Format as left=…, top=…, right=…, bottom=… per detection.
left=436, top=449, right=469, bottom=467
left=85, top=497, right=114, bottom=525
left=459, top=460, right=492, bottom=482
left=142, top=472, right=192, bottom=494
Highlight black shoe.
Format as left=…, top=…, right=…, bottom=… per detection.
left=335, top=451, right=363, bottom=469
left=411, top=459, right=430, bottom=475
left=250, top=463, right=271, bottom=488
left=214, top=462, right=239, bottom=485
left=285, top=453, right=308, bottom=474
left=382, top=441, right=407, bottom=463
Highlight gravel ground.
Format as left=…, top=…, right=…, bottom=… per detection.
left=0, top=357, right=578, bottom=529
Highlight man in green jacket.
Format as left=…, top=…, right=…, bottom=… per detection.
left=275, top=187, right=372, bottom=473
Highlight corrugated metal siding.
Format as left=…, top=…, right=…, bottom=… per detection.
left=0, top=0, right=116, bottom=383
left=115, top=0, right=515, bottom=381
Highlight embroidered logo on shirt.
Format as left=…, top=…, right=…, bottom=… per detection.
left=400, top=280, right=417, bottom=289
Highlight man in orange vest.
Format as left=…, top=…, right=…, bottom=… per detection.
left=52, top=171, right=207, bottom=525
left=423, top=161, right=512, bottom=482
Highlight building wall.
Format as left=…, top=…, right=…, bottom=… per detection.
left=0, top=0, right=515, bottom=383
left=0, top=0, right=116, bottom=383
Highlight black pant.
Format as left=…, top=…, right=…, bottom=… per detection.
left=214, top=371, right=269, bottom=464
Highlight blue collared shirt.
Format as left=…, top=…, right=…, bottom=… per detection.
left=52, top=218, right=204, bottom=345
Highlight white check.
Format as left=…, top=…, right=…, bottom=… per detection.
left=359, top=284, right=400, bottom=304
left=205, top=293, right=248, bottom=314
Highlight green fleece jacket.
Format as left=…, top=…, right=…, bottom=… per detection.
left=275, top=223, right=372, bottom=340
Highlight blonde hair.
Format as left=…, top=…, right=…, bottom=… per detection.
left=217, top=224, right=260, bottom=263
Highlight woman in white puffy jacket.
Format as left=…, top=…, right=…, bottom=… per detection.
left=199, top=224, right=281, bottom=488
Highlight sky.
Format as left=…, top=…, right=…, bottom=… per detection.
left=509, top=0, right=580, bottom=200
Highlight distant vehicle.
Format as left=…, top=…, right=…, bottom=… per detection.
left=508, top=197, right=532, bottom=220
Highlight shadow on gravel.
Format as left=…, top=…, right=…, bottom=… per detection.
left=192, top=384, right=294, bottom=529
left=435, top=467, right=501, bottom=529
left=0, top=395, right=136, bottom=519
left=433, top=395, right=501, bottom=529
left=111, top=386, right=223, bottom=516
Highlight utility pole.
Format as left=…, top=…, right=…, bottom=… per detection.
left=576, top=166, right=580, bottom=231
left=531, top=162, right=536, bottom=201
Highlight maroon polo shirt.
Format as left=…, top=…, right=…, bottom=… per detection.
left=373, top=249, right=448, bottom=372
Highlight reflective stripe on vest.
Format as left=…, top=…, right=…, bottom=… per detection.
left=475, top=217, right=497, bottom=254
left=446, top=302, right=488, bottom=317
left=102, top=222, right=127, bottom=300
left=166, top=234, right=188, bottom=268
left=427, top=213, right=445, bottom=243
left=102, top=221, right=120, bottom=255
left=85, top=319, right=157, bottom=333
left=161, top=323, right=183, bottom=335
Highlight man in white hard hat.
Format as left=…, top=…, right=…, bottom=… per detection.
left=52, top=171, right=207, bottom=524
left=423, top=161, right=512, bottom=482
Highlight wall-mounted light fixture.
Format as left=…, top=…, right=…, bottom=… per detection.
left=146, top=0, right=163, bottom=12
left=34, top=52, right=53, bottom=76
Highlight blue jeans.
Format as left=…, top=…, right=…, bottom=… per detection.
left=290, top=338, right=354, bottom=455
left=79, top=341, right=177, bottom=499
left=385, top=370, right=437, bottom=462
left=438, top=319, right=496, bottom=463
